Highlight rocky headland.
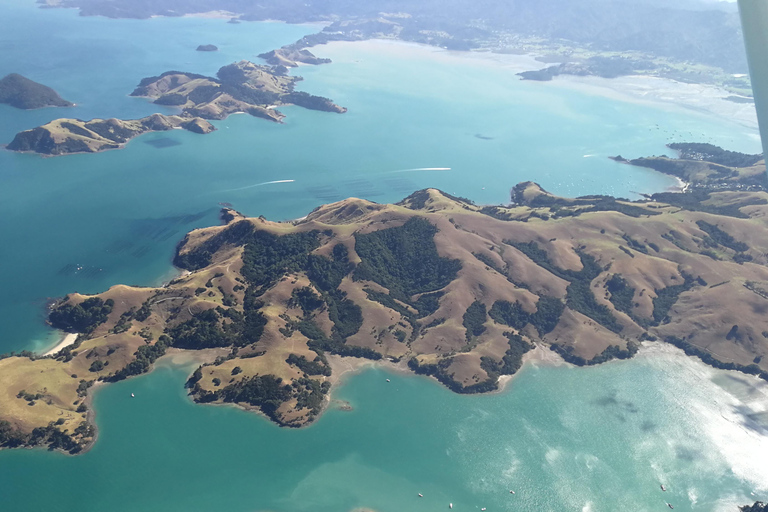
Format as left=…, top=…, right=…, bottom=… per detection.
left=0, top=73, right=73, bottom=110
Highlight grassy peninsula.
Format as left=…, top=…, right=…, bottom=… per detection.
left=0, top=73, right=73, bottom=110
left=7, top=114, right=214, bottom=156
left=3, top=148, right=768, bottom=452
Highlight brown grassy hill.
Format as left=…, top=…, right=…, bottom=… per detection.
left=6, top=114, right=214, bottom=155
left=3, top=183, right=768, bottom=453
left=130, top=60, right=346, bottom=123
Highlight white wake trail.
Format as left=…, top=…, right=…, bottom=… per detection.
left=220, top=179, right=295, bottom=192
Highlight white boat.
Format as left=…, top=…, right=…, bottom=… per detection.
left=449, top=504, right=453, bottom=509
left=661, top=484, right=667, bottom=491
left=386, top=379, right=390, bottom=382
left=418, top=493, right=423, bottom=498
left=509, top=490, right=515, bottom=494
left=130, top=393, right=135, bottom=398
left=667, top=504, right=674, bottom=510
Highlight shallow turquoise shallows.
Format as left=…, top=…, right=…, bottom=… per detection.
left=1, top=2, right=767, bottom=510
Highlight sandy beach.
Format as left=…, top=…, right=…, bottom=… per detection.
left=42, top=332, right=78, bottom=357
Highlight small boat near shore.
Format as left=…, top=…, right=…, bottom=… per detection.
left=661, top=484, right=667, bottom=491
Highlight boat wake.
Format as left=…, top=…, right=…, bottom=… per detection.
left=219, top=179, right=295, bottom=193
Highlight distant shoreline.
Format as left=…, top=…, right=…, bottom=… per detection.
left=319, top=38, right=760, bottom=137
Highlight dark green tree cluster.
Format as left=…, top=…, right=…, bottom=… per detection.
left=109, top=336, right=170, bottom=381
left=0, top=418, right=89, bottom=453
left=481, top=332, right=533, bottom=377
left=508, top=241, right=621, bottom=333
left=364, top=288, right=440, bottom=342
left=304, top=244, right=365, bottom=346
left=219, top=375, right=292, bottom=421
left=0, top=420, right=27, bottom=448
left=354, top=217, right=461, bottom=301
left=88, top=360, right=107, bottom=372
left=696, top=220, right=750, bottom=253
left=134, top=300, right=152, bottom=322
left=153, top=93, right=187, bottom=105
left=605, top=274, right=635, bottom=316
left=408, top=357, right=498, bottom=394
left=286, top=353, right=332, bottom=376
left=289, top=287, right=324, bottom=315
left=293, top=377, right=330, bottom=416
left=295, top=318, right=381, bottom=360
left=489, top=296, right=564, bottom=335
left=241, top=230, right=321, bottom=292
left=165, top=306, right=267, bottom=350
left=489, top=300, right=530, bottom=330
left=652, top=273, right=695, bottom=325
left=550, top=341, right=638, bottom=366
left=528, top=296, right=566, bottom=335
left=49, top=297, right=114, bottom=334
left=284, top=91, right=341, bottom=112
left=166, top=309, right=235, bottom=349
left=412, top=292, right=444, bottom=318
left=398, top=189, right=474, bottom=210
left=462, top=300, right=487, bottom=339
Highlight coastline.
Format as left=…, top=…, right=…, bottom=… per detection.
left=42, top=332, right=78, bottom=357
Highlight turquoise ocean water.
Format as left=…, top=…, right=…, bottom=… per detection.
left=0, top=1, right=766, bottom=510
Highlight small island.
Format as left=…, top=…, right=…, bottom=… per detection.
left=130, top=60, right=346, bottom=123
left=0, top=73, right=73, bottom=110
left=196, top=44, right=218, bottom=52
left=2, top=146, right=768, bottom=453
left=258, top=48, right=332, bottom=68
left=6, top=114, right=214, bottom=156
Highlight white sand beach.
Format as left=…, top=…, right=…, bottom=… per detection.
left=42, top=332, right=78, bottom=357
